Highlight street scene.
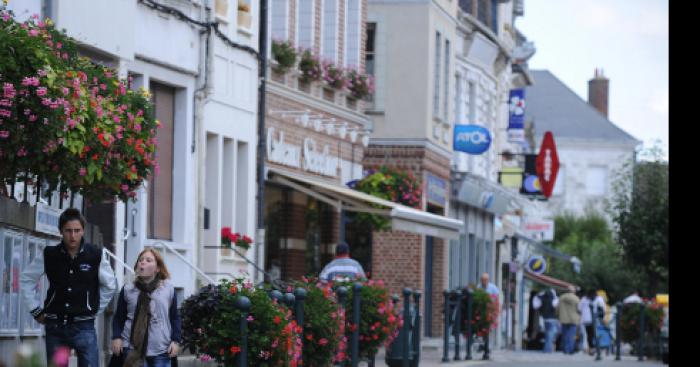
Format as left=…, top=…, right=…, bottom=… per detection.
left=0, top=0, right=668, bottom=366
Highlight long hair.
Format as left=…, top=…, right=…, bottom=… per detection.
left=134, top=248, right=171, bottom=280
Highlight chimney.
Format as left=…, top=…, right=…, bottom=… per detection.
left=588, top=68, right=609, bottom=118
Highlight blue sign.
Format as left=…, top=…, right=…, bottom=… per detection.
left=426, top=173, right=447, bottom=206
left=508, top=89, right=526, bottom=130
left=453, top=124, right=492, bottom=155
left=527, top=255, right=547, bottom=275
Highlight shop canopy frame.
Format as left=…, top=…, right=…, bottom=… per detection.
left=267, top=167, right=462, bottom=240
left=523, top=270, right=578, bottom=292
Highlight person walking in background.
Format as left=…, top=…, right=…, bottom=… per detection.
left=579, top=290, right=595, bottom=355
left=319, top=242, right=366, bottom=282
left=533, top=288, right=559, bottom=353
left=111, top=248, right=181, bottom=367
left=556, top=285, right=581, bottom=355
left=479, top=272, right=500, bottom=297
left=20, top=208, right=118, bottom=367
left=623, top=289, right=643, bottom=304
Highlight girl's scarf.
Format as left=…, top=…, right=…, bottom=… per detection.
left=124, top=277, right=160, bottom=367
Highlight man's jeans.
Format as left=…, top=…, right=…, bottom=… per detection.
left=561, top=323, right=578, bottom=354
left=543, top=319, right=559, bottom=353
left=45, top=320, right=98, bottom=367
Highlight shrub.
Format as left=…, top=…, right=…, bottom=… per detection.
left=461, top=288, right=499, bottom=338
left=619, top=301, right=664, bottom=344
left=298, top=49, right=321, bottom=83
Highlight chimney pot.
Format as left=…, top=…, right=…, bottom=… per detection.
left=588, top=68, right=609, bottom=117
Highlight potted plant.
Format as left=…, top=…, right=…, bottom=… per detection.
left=271, top=40, right=297, bottom=75
left=346, top=69, right=374, bottom=100
left=221, top=227, right=253, bottom=251
left=237, top=1, right=251, bottom=28
left=321, top=61, right=346, bottom=90
left=298, top=49, right=322, bottom=85
left=181, top=279, right=303, bottom=366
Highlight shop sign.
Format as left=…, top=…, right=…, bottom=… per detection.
left=426, top=173, right=447, bottom=206
left=527, top=255, right=547, bottom=275
left=267, top=127, right=338, bottom=177
left=454, top=124, right=492, bottom=154
left=508, top=89, right=526, bottom=143
left=35, top=203, right=61, bottom=237
left=521, top=218, right=555, bottom=241
left=536, top=131, right=559, bottom=198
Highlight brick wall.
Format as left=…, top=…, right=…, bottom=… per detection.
left=431, top=237, right=446, bottom=337
left=371, top=230, right=423, bottom=297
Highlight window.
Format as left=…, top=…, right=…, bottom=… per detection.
left=477, top=0, right=489, bottom=26
left=586, top=166, right=607, bottom=196
left=23, top=237, right=46, bottom=334
left=0, top=231, right=22, bottom=332
left=553, top=166, right=565, bottom=196
left=433, top=32, right=441, bottom=118
left=148, top=82, right=175, bottom=240
left=344, top=0, right=362, bottom=67
left=459, top=0, right=474, bottom=15
left=297, top=0, right=315, bottom=49
left=322, top=0, right=339, bottom=62
left=468, top=233, right=476, bottom=284
left=443, top=42, right=452, bottom=121
left=490, top=0, right=499, bottom=34
left=449, top=234, right=469, bottom=289
left=365, top=22, right=376, bottom=77
left=270, top=0, right=289, bottom=41
left=455, top=74, right=462, bottom=124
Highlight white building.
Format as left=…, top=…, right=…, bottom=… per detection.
left=525, top=70, right=640, bottom=218
left=3, top=0, right=259, bottom=363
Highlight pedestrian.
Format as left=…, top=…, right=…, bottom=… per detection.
left=623, top=289, right=643, bottom=304
left=479, top=272, right=500, bottom=297
left=579, top=289, right=595, bottom=355
left=111, top=248, right=181, bottom=367
left=20, top=208, right=118, bottom=367
left=319, top=242, right=366, bottom=282
left=556, top=285, right=580, bottom=355
left=532, top=288, right=559, bottom=353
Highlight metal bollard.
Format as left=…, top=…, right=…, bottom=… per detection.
left=351, top=283, right=363, bottom=367
left=270, top=289, right=283, bottom=303
left=483, top=332, right=490, bottom=360
left=402, top=287, right=412, bottom=367
left=283, top=292, right=296, bottom=308
left=453, top=289, right=462, bottom=361
left=638, top=303, right=645, bottom=361
left=442, top=290, right=450, bottom=363
left=235, top=296, right=251, bottom=367
left=464, top=289, right=473, bottom=360
left=615, top=303, right=622, bottom=361
left=336, top=286, right=349, bottom=367
left=412, top=290, right=422, bottom=365
left=294, top=288, right=307, bottom=328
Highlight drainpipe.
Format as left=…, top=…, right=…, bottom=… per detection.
left=194, top=0, right=214, bottom=289
left=255, top=0, right=269, bottom=284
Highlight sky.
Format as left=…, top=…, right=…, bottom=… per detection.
left=517, top=0, right=669, bottom=158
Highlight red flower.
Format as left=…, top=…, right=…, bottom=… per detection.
left=230, top=346, right=241, bottom=354
left=306, top=334, right=314, bottom=341
left=221, top=227, right=232, bottom=239
left=273, top=316, right=281, bottom=325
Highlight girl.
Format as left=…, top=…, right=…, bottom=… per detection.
left=111, top=248, right=181, bottom=367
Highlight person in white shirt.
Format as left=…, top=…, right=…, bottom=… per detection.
left=623, top=290, right=643, bottom=304
left=533, top=288, right=559, bottom=353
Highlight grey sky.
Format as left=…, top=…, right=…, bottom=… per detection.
left=517, top=0, right=668, bottom=156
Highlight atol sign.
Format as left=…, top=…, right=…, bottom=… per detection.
left=454, top=124, right=492, bottom=155
left=536, top=131, right=560, bottom=198
left=527, top=255, right=547, bottom=275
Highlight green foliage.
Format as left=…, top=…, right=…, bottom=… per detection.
left=271, top=40, right=296, bottom=74
left=337, top=279, right=402, bottom=360
left=351, top=166, right=423, bottom=230
left=619, top=302, right=665, bottom=344
left=293, top=277, right=345, bottom=367
left=180, top=279, right=302, bottom=366
left=545, top=211, right=641, bottom=303
left=609, top=147, right=668, bottom=296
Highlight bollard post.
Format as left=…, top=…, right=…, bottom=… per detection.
left=412, top=290, right=422, bottom=365
left=293, top=288, right=307, bottom=329
left=402, top=288, right=412, bottom=367
left=464, top=289, right=472, bottom=360
left=615, top=303, right=622, bottom=361
left=351, top=283, right=363, bottom=367
left=442, top=290, right=450, bottom=362
left=453, top=289, right=462, bottom=361
left=270, top=289, right=283, bottom=304
left=236, top=296, right=251, bottom=367
left=483, top=332, right=490, bottom=360
left=591, top=304, right=601, bottom=361
left=638, top=303, right=645, bottom=361
left=283, top=292, right=296, bottom=308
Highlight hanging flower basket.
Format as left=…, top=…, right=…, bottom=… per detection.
left=0, top=8, right=158, bottom=202
left=460, top=287, right=500, bottom=338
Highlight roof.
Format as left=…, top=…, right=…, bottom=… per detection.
left=525, top=70, right=639, bottom=143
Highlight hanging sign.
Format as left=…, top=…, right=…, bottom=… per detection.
left=454, top=124, right=492, bottom=155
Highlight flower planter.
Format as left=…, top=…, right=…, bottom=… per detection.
left=323, top=87, right=335, bottom=102
left=237, top=10, right=251, bottom=29
left=270, top=67, right=286, bottom=84
left=346, top=96, right=357, bottom=110
left=298, top=78, right=311, bottom=93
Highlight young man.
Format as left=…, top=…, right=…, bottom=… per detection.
left=533, top=288, right=559, bottom=353
left=20, top=208, right=118, bottom=367
left=319, top=242, right=366, bottom=282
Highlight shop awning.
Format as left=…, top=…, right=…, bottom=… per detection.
left=523, top=270, right=577, bottom=291
left=267, top=167, right=462, bottom=240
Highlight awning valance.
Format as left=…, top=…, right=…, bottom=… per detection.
left=523, top=270, right=577, bottom=291
left=267, top=167, right=462, bottom=240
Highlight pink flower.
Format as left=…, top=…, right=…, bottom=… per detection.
left=0, top=131, right=9, bottom=139
left=28, top=29, right=39, bottom=37
left=36, top=87, right=48, bottom=96
left=29, top=115, right=37, bottom=122
left=2, top=13, right=9, bottom=22
left=52, top=346, right=71, bottom=367
left=121, top=184, right=129, bottom=192
left=79, top=167, right=87, bottom=176
left=57, top=42, right=62, bottom=49
left=247, top=315, right=254, bottom=322
left=200, top=354, right=212, bottom=362
left=0, top=109, right=10, bottom=118
left=3, top=83, right=16, bottom=99
left=17, top=147, right=28, bottom=157
left=113, top=115, right=120, bottom=123
left=319, top=338, right=329, bottom=346
left=62, top=87, right=70, bottom=95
